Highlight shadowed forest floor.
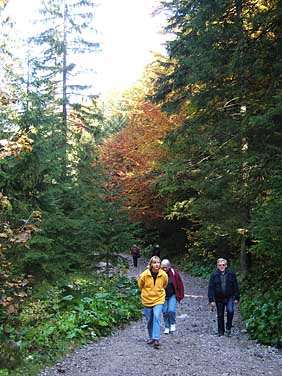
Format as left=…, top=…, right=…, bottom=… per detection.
left=39, top=255, right=282, bottom=376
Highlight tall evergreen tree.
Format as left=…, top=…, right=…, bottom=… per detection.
left=153, top=0, right=282, bottom=272
left=28, top=0, right=99, bottom=181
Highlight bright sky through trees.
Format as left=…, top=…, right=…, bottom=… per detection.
left=95, top=0, right=167, bottom=94
left=5, top=0, right=167, bottom=96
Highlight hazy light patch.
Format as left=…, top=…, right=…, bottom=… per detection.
left=87, top=0, right=167, bottom=94
left=4, top=0, right=41, bottom=34
left=4, top=0, right=168, bottom=96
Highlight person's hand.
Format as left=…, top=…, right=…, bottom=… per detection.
left=234, top=299, right=239, bottom=304
left=209, top=302, right=216, bottom=312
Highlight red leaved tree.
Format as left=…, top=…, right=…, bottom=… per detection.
left=100, top=85, right=182, bottom=224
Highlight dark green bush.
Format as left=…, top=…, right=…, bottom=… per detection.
left=0, top=340, right=22, bottom=370
left=182, top=260, right=213, bottom=279
left=240, top=281, right=282, bottom=347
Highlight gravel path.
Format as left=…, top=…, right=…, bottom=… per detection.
left=39, top=255, right=282, bottom=376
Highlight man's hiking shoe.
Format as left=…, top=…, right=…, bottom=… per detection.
left=217, top=332, right=224, bottom=337
left=170, top=324, right=176, bottom=332
left=147, top=339, right=154, bottom=345
left=153, top=340, right=160, bottom=348
left=226, top=329, right=231, bottom=337
left=164, top=328, right=170, bottom=334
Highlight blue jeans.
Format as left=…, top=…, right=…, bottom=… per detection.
left=216, top=297, right=234, bottom=334
left=144, top=304, right=163, bottom=340
left=163, top=294, right=177, bottom=329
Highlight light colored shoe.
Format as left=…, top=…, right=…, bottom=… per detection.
left=164, top=328, right=169, bottom=334
left=170, top=324, right=176, bottom=332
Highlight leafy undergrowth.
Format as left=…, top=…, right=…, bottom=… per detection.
left=240, top=280, right=282, bottom=348
left=0, top=274, right=142, bottom=376
left=181, top=260, right=213, bottom=280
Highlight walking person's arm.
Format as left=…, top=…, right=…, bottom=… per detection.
left=138, top=273, right=145, bottom=289
left=208, top=272, right=216, bottom=311
left=175, top=271, right=185, bottom=302
left=233, top=271, right=240, bottom=303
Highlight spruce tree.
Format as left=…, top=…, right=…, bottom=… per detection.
left=27, top=0, right=99, bottom=181
left=154, top=0, right=282, bottom=273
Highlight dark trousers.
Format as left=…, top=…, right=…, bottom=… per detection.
left=133, top=256, right=138, bottom=267
left=216, top=298, right=234, bottom=334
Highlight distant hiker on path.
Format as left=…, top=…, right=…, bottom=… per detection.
left=151, top=244, right=161, bottom=257
left=161, top=259, right=185, bottom=334
left=130, top=244, right=141, bottom=268
left=208, top=258, right=240, bottom=336
left=138, top=256, right=168, bottom=349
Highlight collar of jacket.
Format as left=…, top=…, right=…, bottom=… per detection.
left=146, top=268, right=166, bottom=278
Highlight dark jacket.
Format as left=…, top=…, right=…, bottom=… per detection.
left=208, top=268, right=240, bottom=303
left=131, top=246, right=140, bottom=257
left=167, top=268, right=185, bottom=303
left=151, top=245, right=160, bottom=257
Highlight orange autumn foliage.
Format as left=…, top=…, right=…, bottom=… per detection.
left=100, top=99, right=182, bottom=223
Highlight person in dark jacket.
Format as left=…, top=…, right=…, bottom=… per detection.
left=151, top=244, right=161, bottom=258
left=161, top=259, right=185, bottom=334
left=208, top=258, right=240, bottom=336
left=131, top=244, right=141, bottom=267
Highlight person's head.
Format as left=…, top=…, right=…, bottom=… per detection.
left=161, top=259, right=171, bottom=272
left=217, top=258, right=227, bottom=272
left=148, top=256, right=161, bottom=272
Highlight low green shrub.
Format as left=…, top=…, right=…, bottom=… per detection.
left=240, top=281, right=282, bottom=347
left=1, top=274, right=142, bottom=375
left=0, top=340, right=22, bottom=370
left=182, top=260, right=213, bottom=279
left=0, top=370, right=9, bottom=376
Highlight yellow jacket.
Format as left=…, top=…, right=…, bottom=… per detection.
left=138, top=268, right=168, bottom=307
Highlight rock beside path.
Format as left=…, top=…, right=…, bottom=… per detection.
left=39, top=255, right=282, bottom=376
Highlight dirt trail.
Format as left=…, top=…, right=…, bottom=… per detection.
left=39, top=255, right=282, bottom=376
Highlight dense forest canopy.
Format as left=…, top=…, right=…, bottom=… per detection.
left=0, top=0, right=281, bottom=372
left=156, top=0, right=282, bottom=273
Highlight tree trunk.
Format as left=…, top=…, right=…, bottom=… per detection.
left=61, top=1, right=68, bottom=180
left=240, top=235, right=248, bottom=274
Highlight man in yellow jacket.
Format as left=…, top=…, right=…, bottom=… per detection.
left=138, top=256, right=168, bottom=348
